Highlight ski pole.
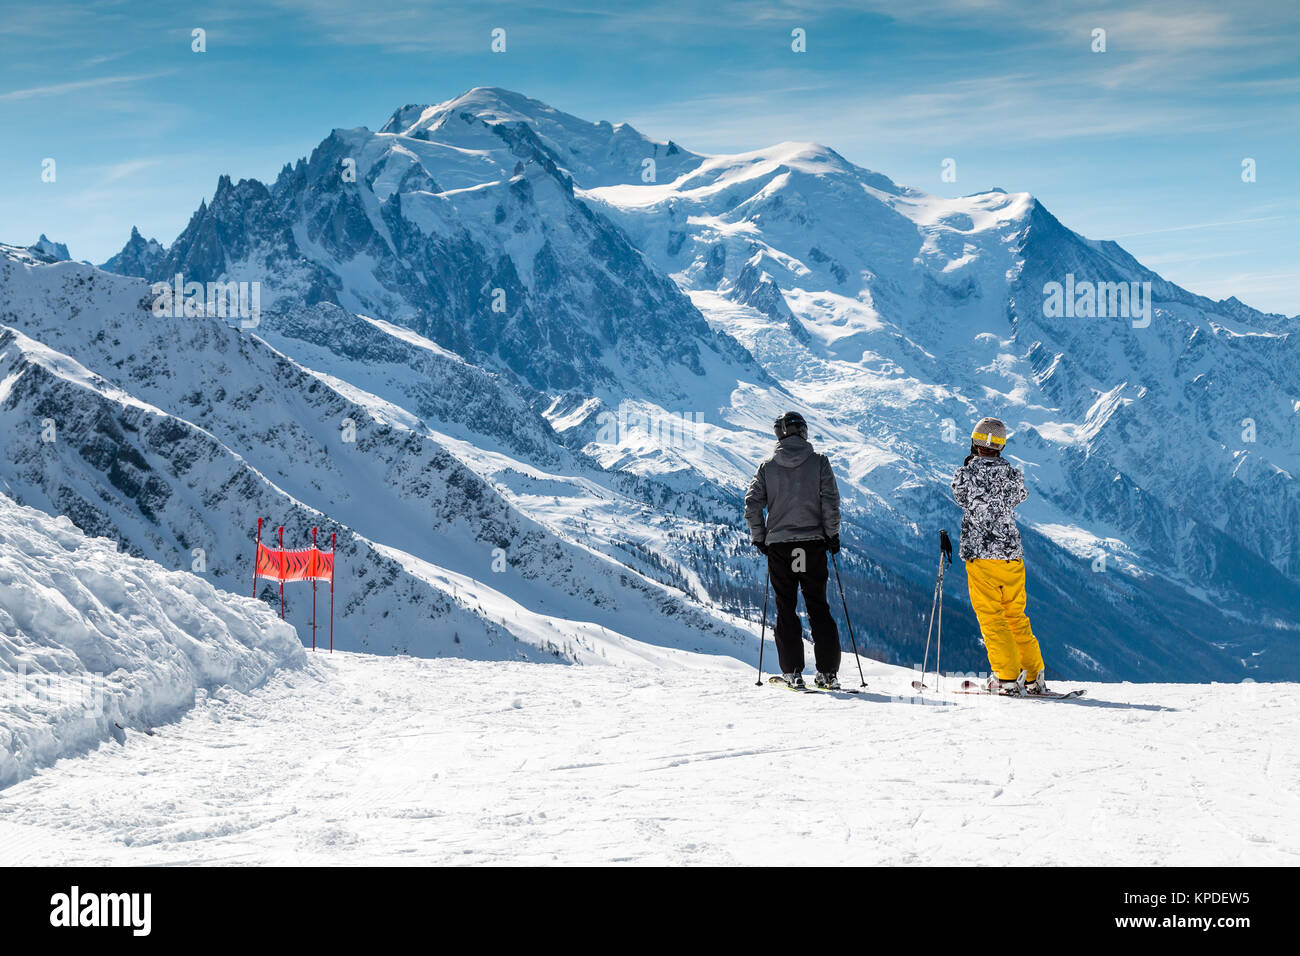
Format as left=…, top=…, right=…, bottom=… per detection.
left=755, top=573, right=771, bottom=686
left=917, top=530, right=953, bottom=692
left=918, top=567, right=941, bottom=691
left=935, top=530, right=952, bottom=692
left=935, top=557, right=946, bottom=692
left=830, top=552, right=868, bottom=688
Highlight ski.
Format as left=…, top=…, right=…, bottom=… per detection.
left=910, top=679, right=954, bottom=692
left=768, top=675, right=813, bottom=693
left=956, top=679, right=1086, bottom=700
left=767, top=676, right=862, bottom=695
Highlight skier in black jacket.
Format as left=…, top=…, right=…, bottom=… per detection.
left=744, top=412, right=843, bottom=689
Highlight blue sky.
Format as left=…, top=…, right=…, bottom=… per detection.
left=2, top=0, right=1297, bottom=314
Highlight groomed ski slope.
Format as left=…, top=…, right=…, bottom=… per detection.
left=2, top=651, right=1296, bottom=866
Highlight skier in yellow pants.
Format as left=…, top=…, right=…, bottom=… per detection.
left=965, top=559, right=1044, bottom=686
left=951, top=417, right=1049, bottom=695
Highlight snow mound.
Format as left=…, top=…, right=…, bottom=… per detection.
left=0, top=493, right=306, bottom=789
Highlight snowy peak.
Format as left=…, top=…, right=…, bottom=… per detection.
left=585, top=135, right=1037, bottom=351
left=673, top=141, right=900, bottom=197
left=99, top=226, right=165, bottom=278
left=380, top=86, right=701, bottom=189
left=99, top=90, right=765, bottom=400
left=381, top=87, right=563, bottom=134
left=20, top=235, right=71, bottom=263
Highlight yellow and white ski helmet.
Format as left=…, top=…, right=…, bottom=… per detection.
left=971, top=417, right=1008, bottom=450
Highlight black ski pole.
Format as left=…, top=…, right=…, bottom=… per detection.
left=935, top=530, right=952, bottom=692
left=755, top=572, right=770, bottom=686
left=935, top=553, right=947, bottom=691
left=830, top=552, right=868, bottom=688
left=916, top=529, right=953, bottom=693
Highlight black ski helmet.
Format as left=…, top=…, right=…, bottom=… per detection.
left=773, top=411, right=808, bottom=440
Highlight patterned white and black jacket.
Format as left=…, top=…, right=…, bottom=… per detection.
left=950, top=455, right=1028, bottom=561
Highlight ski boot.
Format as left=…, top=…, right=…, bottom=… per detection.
left=815, top=672, right=841, bottom=690
left=1024, top=671, right=1048, bottom=695
left=781, top=672, right=806, bottom=689
left=987, top=672, right=1027, bottom=696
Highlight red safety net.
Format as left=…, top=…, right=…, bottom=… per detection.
left=255, top=542, right=335, bottom=582
left=253, top=521, right=338, bottom=651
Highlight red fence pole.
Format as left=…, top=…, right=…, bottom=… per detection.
left=330, top=532, right=336, bottom=653
left=277, top=525, right=285, bottom=620
left=253, top=517, right=263, bottom=599
left=311, top=526, right=318, bottom=653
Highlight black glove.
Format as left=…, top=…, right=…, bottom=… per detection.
left=827, top=534, right=841, bottom=555
left=939, top=529, right=953, bottom=565
left=754, top=540, right=769, bottom=556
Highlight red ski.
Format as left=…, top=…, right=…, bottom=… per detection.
left=955, top=679, right=1085, bottom=700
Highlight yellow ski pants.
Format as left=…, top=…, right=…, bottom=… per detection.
left=966, top=559, right=1045, bottom=681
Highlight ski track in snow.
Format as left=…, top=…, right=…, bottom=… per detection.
left=1, top=653, right=1295, bottom=866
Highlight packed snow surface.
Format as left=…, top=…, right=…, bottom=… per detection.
left=0, top=494, right=305, bottom=789
left=2, top=650, right=1294, bottom=865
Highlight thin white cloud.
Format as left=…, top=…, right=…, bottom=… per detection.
left=1135, top=250, right=1248, bottom=267
left=0, top=72, right=170, bottom=102
left=1109, top=216, right=1289, bottom=239
left=96, top=158, right=165, bottom=185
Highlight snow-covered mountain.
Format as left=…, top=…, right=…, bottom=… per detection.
left=7, top=85, right=1291, bottom=682
left=0, top=249, right=759, bottom=667
left=30, top=235, right=71, bottom=262
left=100, top=226, right=165, bottom=278
left=580, top=131, right=1300, bottom=676
left=105, top=89, right=762, bottom=407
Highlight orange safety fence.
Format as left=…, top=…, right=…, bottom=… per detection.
left=255, top=542, right=334, bottom=582
left=252, top=519, right=338, bottom=651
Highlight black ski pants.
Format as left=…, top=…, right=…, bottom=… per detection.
left=767, top=540, right=841, bottom=675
